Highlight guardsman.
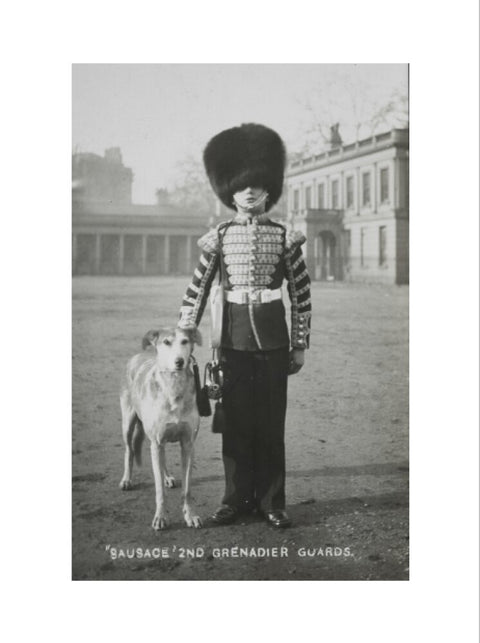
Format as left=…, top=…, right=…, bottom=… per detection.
left=178, top=123, right=311, bottom=528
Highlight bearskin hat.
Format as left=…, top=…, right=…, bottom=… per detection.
left=203, top=123, right=286, bottom=212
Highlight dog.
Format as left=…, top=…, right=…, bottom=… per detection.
left=119, top=326, right=203, bottom=530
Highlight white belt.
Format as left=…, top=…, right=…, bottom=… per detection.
left=225, top=288, right=282, bottom=304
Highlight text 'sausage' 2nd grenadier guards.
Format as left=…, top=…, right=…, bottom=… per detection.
left=178, top=123, right=311, bottom=528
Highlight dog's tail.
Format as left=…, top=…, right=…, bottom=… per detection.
left=132, top=420, right=145, bottom=467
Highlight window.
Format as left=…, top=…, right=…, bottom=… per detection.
left=305, top=186, right=312, bottom=209
left=293, top=189, right=299, bottom=211
left=346, top=176, right=354, bottom=208
left=379, top=226, right=387, bottom=266
left=318, top=183, right=325, bottom=209
left=380, top=168, right=389, bottom=203
left=360, top=228, right=365, bottom=267
left=331, top=180, right=339, bottom=208
left=362, top=172, right=371, bottom=206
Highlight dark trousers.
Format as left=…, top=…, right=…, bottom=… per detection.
left=220, top=347, right=289, bottom=513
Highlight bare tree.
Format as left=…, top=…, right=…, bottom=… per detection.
left=294, top=66, right=408, bottom=156
left=369, top=89, right=408, bottom=132
left=168, top=154, right=217, bottom=216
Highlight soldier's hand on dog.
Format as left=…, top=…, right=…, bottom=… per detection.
left=288, top=348, right=305, bottom=375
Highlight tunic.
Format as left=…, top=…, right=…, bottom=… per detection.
left=179, top=212, right=312, bottom=349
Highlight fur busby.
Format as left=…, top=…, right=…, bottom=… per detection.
left=203, top=123, right=286, bottom=212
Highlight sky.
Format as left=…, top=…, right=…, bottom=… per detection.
left=73, top=64, right=408, bottom=204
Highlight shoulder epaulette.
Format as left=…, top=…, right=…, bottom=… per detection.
left=197, top=227, right=220, bottom=254
left=285, top=229, right=306, bottom=251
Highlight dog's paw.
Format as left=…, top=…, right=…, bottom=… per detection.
left=184, top=510, right=202, bottom=528
left=119, top=479, right=132, bottom=490
left=152, top=513, right=169, bottom=530
left=164, top=474, right=176, bottom=489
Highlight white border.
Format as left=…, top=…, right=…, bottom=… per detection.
left=3, top=1, right=478, bottom=641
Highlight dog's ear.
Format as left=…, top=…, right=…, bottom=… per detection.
left=142, top=330, right=160, bottom=350
left=191, top=328, right=203, bottom=346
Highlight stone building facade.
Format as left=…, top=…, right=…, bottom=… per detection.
left=73, top=203, right=208, bottom=276
left=72, top=147, right=133, bottom=205
left=286, top=128, right=409, bottom=284
left=72, top=150, right=209, bottom=276
left=72, top=132, right=408, bottom=283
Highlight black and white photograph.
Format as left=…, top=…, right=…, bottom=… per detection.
left=3, top=0, right=479, bottom=640
left=72, top=63, right=409, bottom=580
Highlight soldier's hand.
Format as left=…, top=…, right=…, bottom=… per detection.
left=288, top=348, right=305, bottom=375
left=177, top=318, right=197, bottom=331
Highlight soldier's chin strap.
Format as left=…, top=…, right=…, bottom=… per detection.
left=233, top=190, right=269, bottom=213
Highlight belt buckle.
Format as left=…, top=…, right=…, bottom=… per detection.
left=249, top=290, right=259, bottom=303
left=261, top=289, right=273, bottom=303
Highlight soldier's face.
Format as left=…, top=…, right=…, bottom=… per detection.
left=233, top=186, right=267, bottom=212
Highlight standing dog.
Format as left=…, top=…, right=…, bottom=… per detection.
left=119, top=326, right=202, bottom=530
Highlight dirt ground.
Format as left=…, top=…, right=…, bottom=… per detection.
left=72, top=276, right=409, bottom=581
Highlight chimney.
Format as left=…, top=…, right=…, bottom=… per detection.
left=329, top=123, right=342, bottom=149
left=155, top=188, right=169, bottom=206
left=104, top=147, right=123, bottom=164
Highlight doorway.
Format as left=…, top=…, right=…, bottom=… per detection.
left=315, top=231, right=337, bottom=281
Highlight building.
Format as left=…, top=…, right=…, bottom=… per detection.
left=286, top=128, right=409, bottom=284
left=73, top=132, right=409, bottom=283
left=72, top=202, right=209, bottom=276
left=72, top=150, right=209, bottom=276
left=72, top=147, right=133, bottom=204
